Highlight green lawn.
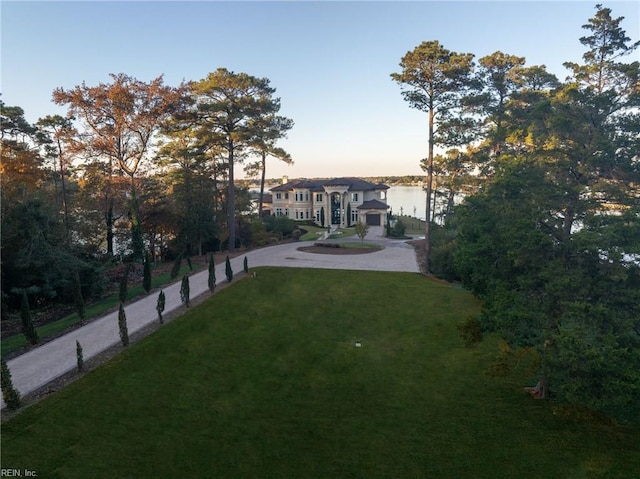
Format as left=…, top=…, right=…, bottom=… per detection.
left=2, top=268, right=638, bottom=478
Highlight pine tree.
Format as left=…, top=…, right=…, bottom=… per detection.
left=20, top=290, right=39, bottom=345
left=143, top=252, right=152, bottom=293
left=1, top=356, right=21, bottom=410
left=156, top=290, right=166, bottom=324
left=180, top=275, right=190, bottom=307
left=208, top=254, right=216, bottom=292
left=118, top=303, right=129, bottom=347
left=225, top=255, right=233, bottom=282
left=76, top=340, right=84, bottom=372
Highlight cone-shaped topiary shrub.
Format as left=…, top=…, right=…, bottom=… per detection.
left=225, top=255, right=233, bottom=283
left=1, top=356, right=21, bottom=410
left=118, top=302, right=129, bottom=347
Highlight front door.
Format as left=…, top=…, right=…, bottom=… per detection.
left=331, top=193, right=341, bottom=225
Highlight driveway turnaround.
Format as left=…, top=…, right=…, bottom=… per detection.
left=2, top=232, right=419, bottom=408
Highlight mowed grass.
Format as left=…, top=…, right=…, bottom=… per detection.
left=2, top=268, right=639, bottom=478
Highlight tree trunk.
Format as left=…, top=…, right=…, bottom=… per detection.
left=258, top=151, right=266, bottom=218
left=529, top=376, right=548, bottom=399
left=227, top=139, right=236, bottom=253
left=56, top=137, right=71, bottom=243
left=106, top=201, right=114, bottom=256
left=424, top=106, right=434, bottom=274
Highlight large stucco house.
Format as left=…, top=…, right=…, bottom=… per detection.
left=265, top=177, right=390, bottom=227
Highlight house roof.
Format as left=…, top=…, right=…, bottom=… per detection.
left=270, top=177, right=387, bottom=192
left=357, top=199, right=390, bottom=210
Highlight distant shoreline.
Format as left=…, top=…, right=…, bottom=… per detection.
left=238, top=176, right=426, bottom=189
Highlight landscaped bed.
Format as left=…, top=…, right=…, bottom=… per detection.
left=298, top=242, right=383, bottom=254
left=2, top=268, right=638, bottom=478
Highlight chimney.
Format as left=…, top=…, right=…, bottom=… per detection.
left=282, top=175, right=289, bottom=185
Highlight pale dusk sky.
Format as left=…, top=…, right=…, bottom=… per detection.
left=2, top=1, right=638, bottom=179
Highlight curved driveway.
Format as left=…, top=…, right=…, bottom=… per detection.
left=2, top=228, right=419, bottom=408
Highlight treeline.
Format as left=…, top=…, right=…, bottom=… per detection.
left=393, top=5, right=639, bottom=423
left=238, top=176, right=426, bottom=189
left=1, top=68, right=293, bottom=323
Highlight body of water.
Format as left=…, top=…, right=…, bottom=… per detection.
left=386, top=186, right=427, bottom=220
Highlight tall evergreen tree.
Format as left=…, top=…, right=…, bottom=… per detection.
left=455, top=6, right=640, bottom=422
left=391, top=41, right=475, bottom=272
left=190, top=69, right=284, bottom=253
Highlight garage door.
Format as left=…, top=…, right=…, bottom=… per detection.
left=366, top=213, right=381, bottom=226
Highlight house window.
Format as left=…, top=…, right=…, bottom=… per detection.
left=351, top=193, right=359, bottom=202
left=305, top=193, right=309, bottom=201
left=285, top=192, right=289, bottom=200
left=351, top=210, right=359, bottom=223
left=306, top=210, right=309, bottom=219
left=316, top=193, right=323, bottom=202
left=276, top=193, right=282, bottom=200
left=275, top=208, right=283, bottom=216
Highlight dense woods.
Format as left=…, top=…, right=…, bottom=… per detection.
left=1, top=69, right=292, bottom=326
left=394, top=5, right=639, bottom=423
left=1, top=5, right=638, bottom=423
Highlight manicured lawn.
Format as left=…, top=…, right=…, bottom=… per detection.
left=339, top=241, right=382, bottom=249
left=299, top=225, right=327, bottom=241
left=328, top=227, right=356, bottom=239
left=2, top=268, right=638, bottom=478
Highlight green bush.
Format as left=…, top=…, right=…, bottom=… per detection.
left=264, top=216, right=297, bottom=238
left=1, top=356, right=21, bottom=410
left=388, top=219, right=406, bottom=238
left=457, top=315, right=483, bottom=348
